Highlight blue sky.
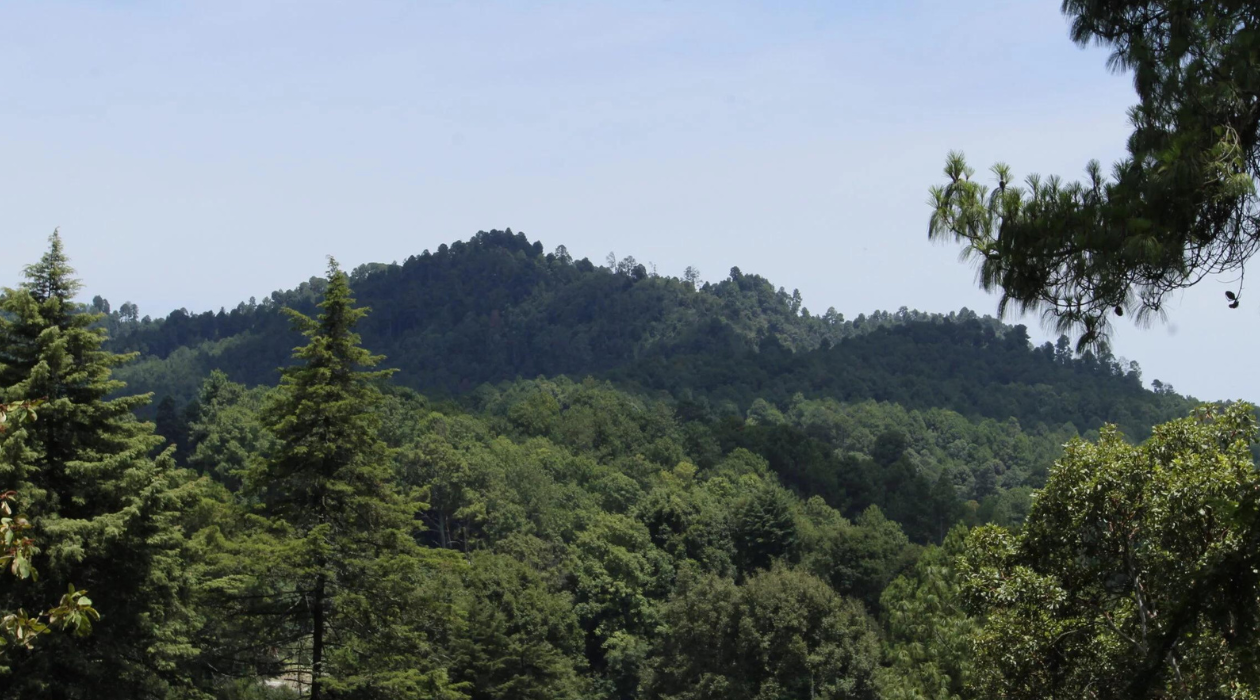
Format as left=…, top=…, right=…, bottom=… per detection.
left=2, top=0, right=1249, bottom=402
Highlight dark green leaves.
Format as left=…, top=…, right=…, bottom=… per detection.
left=930, top=2, right=1260, bottom=348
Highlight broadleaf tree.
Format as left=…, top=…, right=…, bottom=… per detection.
left=959, top=403, right=1260, bottom=699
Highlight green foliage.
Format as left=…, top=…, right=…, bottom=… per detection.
left=644, top=565, right=880, bottom=700
left=0, top=232, right=204, bottom=698
left=929, top=3, right=1260, bottom=347
left=731, top=475, right=799, bottom=575
left=450, top=552, right=588, bottom=699
left=876, top=525, right=974, bottom=700
left=0, top=486, right=100, bottom=659
left=185, top=371, right=276, bottom=488
left=216, top=259, right=428, bottom=699
left=103, top=231, right=1192, bottom=440
left=182, top=362, right=921, bottom=699
left=5, top=231, right=1237, bottom=699
left=572, top=512, right=673, bottom=698
left=960, top=403, right=1260, bottom=699
left=802, top=505, right=917, bottom=609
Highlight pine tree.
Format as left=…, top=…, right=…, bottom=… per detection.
left=235, top=258, right=441, bottom=699
left=0, top=232, right=203, bottom=699
left=927, top=2, right=1260, bottom=347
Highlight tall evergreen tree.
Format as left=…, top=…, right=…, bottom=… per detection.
left=0, top=400, right=100, bottom=668
left=235, top=258, right=442, bottom=699
left=0, top=232, right=202, bottom=699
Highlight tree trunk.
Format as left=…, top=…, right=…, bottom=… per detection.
left=311, top=573, right=326, bottom=700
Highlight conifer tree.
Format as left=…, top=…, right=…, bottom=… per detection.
left=0, top=401, right=100, bottom=666
left=0, top=232, right=202, bottom=699
left=928, top=1, right=1260, bottom=347
left=235, top=258, right=443, bottom=699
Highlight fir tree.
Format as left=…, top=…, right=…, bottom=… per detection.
left=0, top=232, right=202, bottom=699
left=0, top=401, right=101, bottom=668
left=234, top=258, right=442, bottom=699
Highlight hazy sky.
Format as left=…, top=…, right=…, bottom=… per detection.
left=1, top=1, right=1250, bottom=402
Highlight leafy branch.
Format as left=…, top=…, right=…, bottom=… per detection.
left=0, top=402, right=100, bottom=659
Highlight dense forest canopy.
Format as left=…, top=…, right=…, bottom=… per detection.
left=2, top=230, right=1241, bottom=698
left=98, top=229, right=1194, bottom=443
left=5, top=0, right=1259, bottom=697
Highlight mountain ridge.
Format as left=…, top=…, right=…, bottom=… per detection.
left=97, top=229, right=1195, bottom=440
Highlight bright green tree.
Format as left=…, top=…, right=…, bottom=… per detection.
left=731, top=475, right=798, bottom=575
left=0, top=232, right=203, bottom=698
left=734, top=565, right=880, bottom=700
left=929, top=1, right=1260, bottom=347
left=641, top=569, right=741, bottom=700
left=801, top=503, right=915, bottom=610
left=570, top=510, right=674, bottom=699
left=450, top=552, right=588, bottom=700
left=875, top=525, right=974, bottom=700
left=959, top=403, right=1260, bottom=699
left=645, top=565, right=880, bottom=700
left=185, top=371, right=275, bottom=489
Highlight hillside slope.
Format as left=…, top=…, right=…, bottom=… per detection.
left=103, top=229, right=1194, bottom=439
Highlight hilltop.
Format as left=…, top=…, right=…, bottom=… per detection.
left=101, top=229, right=1193, bottom=441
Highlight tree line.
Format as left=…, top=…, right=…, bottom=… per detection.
left=91, top=229, right=1193, bottom=443
left=4, top=234, right=1255, bottom=698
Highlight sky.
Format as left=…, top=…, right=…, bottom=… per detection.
left=0, top=0, right=1250, bottom=402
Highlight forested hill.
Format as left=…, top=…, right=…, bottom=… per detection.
left=102, top=229, right=1194, bottom=437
